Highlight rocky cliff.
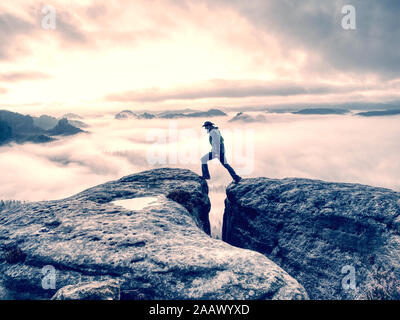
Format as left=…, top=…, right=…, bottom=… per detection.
left=0, top=110, right=53, bottom=145
left=46, top=118, right=84, bottom=136
left=0, top=110, right=83, bottom=145
left=222, top=177, right=400, bottom=299
left=0, top=168, right=307, bottom=300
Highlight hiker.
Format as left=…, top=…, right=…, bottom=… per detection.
left=200, top=121, right=242, bottom=183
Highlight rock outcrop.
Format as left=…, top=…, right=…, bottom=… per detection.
left=0, top=120, right=12, bottom=144
left=33, top=115, right=58, bottom=130
left=0, top=168, right=307, bottom=300
left=0, top=110, right=84, bottom=145
left=46, top=118, right=83, bottom=136
left=222, top=177, right=400, bottom=299
left=0, top=110, right=55, bottom=145
left=115, top=110, right=138, bottom=119
left=115, top=110, right=156, bottom=120
left=228, top=112, right=265, bottom=123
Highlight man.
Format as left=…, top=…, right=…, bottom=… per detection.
left=200, top=121, right=242, bottom=183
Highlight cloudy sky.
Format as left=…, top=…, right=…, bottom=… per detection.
left=1, top=0, right=400, bottom=114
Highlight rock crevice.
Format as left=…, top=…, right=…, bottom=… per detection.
left=0, top=168, right=307, bottom=300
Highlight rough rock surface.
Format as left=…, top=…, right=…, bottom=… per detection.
left=222, top=177, right=400, bottom=299
left=0, top=168, right=307, bottom=300
left=51, top=279, right=120, bottom=300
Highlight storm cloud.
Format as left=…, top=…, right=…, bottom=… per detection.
left=0, top=4, right=90, bottom=62
left=0, top=13, right=35, bottom=60
left=1, top=1, right=399, bottom=111
left=207, top=0, right=400, bottom=79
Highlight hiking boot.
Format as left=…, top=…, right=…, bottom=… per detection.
left=233, top=176, right=242, bottom=184
left=201, top=164, right=211, bottom=180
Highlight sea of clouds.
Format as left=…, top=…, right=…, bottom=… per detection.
left=1, top=111, right=400, bottom=238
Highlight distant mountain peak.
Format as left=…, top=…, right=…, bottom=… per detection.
left=115, top=108, right=226, bottom=120
left=228, top=112, right=265, bottom=123
left=46, top=118, right=84, bottom=136
left=61, top=113, right=83, bottom=120
left=292, top=108, right=349, bottom=115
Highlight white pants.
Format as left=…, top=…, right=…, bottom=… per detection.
left=201, top=151, right=227, bottom=164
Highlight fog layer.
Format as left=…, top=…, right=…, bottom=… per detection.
left=2, top=112, right=400, bottom=237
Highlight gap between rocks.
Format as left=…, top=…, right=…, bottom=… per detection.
left=207, top=184, right=229, bottom=240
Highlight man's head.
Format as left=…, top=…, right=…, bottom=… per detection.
left=202, top=121, right=215, bottom=131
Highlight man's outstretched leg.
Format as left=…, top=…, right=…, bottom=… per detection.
left=221, top=161, right=241, bottom=183
left=219, top=148, right=241, bottom=183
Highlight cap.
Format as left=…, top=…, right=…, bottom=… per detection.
left=202, top=121, right=214, bottom=127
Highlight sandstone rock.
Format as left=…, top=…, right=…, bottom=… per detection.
left=0, top=168, right=307, bottom=300
left=51, top=279, right=120, bottom=300
left=222, top=177, right=400, bottom=299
